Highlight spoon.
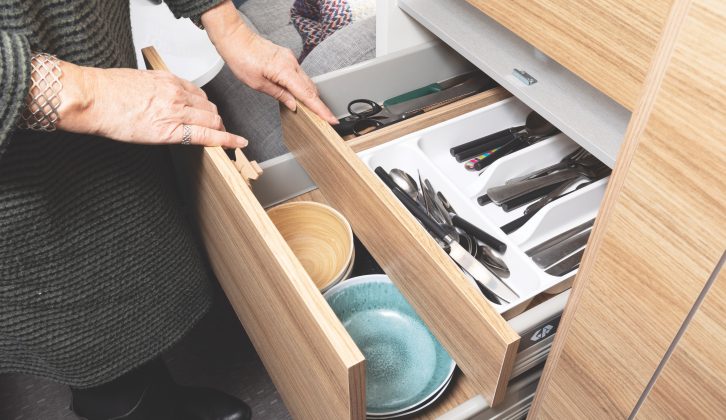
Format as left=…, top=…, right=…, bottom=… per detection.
left=389, top=168, right=421, bottom=203
left=436, top=191, right=508, bottom=253
left=478, top=245, right=510, bottom=278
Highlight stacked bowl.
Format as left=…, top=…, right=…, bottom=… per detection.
left=267, top=201, right=355, bottom=292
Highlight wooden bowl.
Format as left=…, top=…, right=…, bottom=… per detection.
left=267, top=201, right=354, bottom=292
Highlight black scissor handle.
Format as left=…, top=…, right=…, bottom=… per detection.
left=353, top=118, right=385, bottom=136
left=348, top=99, right=382, bottom=118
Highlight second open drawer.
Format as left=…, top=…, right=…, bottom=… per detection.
left=281, top=41, right=606, bottom=410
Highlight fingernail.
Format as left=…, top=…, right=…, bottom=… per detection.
left=237, top=137, right=248, bottom=148
left=286, top=100, right=297, bottom=111
left=329, top=116, right=339, bottom=125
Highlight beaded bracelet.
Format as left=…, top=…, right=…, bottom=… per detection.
left=18, top=53, right=63, bottom=131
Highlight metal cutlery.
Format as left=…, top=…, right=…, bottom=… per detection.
left=375, top=167, right=518, bottom=303
left=545, top=249, right=585, bottom=277
left=531, top=229, right=591, bottom=269
left=505, top=148, right=589, bottom=184
left=525, top=219, right=595, bottom=256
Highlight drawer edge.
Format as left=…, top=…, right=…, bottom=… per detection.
left=172, top=146, right=366, bottom=419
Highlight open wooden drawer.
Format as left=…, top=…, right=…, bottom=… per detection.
left=278, top=41, right=605, bottom=410
left=171, top=42, right=602, bottom=419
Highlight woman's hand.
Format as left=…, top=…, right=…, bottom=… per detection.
left=202, top=1, right=338, bottom=125
left=56, top=61, right=247, bottom=148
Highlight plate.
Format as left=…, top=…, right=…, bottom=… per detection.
left=366, top=374, right=454, bottom=419
left=324, top=275, right=456, bottom=416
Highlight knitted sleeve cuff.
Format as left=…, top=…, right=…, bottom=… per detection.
left=164, top=0, right=229, bottom=28
left=0, top=30, right=31, bottom=161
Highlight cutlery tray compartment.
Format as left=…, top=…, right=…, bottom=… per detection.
left=357, top=98, right=608, bottom=314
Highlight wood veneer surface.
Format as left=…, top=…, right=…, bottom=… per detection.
left=637, top=261, right=726, bottom=418
left=530, top=0, right=726, bottom=417
left=466, top=0, right=675, bottom=110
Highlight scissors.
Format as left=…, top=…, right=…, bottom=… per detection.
left=333, top=72, right=496, bottom=137
left=334, top=100, right=424, bottom=137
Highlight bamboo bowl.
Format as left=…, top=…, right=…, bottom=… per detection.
left=267, top=201, right=355, bottom=292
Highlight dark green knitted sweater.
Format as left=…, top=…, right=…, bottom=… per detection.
left=0, top=0, right=225, bottom=387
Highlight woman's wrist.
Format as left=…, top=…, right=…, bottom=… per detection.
left=55, top=60, right=96, bottom=133
left=201, top=1, right=248, bottom=47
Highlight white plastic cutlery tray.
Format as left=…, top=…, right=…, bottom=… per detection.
left=358, top=97, right=608, bottom=313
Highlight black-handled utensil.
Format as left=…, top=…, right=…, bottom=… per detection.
left=545, top=249, right=585, bottom=277
left=451, top=215, right=507, bottom=253
left=450, top=126, right=525, bottom=157
left=453, top=131, right=518, bottom=162
left=374, top=167, right=519, bottom=303
left=525, top=219, right=595, bottom=256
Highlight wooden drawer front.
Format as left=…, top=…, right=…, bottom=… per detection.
left=465, top=0, right=674, bottom=110
left=281, top=103, right=519, bottom=406
left=172, top=147, right=365, bottom=419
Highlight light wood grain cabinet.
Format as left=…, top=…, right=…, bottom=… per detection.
left=465, top=0, right=675, bottom=110
left=530, top=0, right=726, bottom=417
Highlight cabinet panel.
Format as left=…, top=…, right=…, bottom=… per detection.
left=466, top=0, right=674, bottom=110
left=529, top=0, right=726, bottom=417
left=637, top=262, right=726, bottom=419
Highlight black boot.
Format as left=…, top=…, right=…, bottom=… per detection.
left=176, top=386, right=252, bottom=420
left=70, top=359, right=251, bottom=420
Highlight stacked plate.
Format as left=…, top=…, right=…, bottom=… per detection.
left=325, top=275, right=455, bottom=418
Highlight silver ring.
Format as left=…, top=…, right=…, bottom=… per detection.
left=181, top=124, right=192, bottom=145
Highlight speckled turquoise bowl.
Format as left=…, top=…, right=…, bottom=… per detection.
left=324, top=275, right=455, bottom=416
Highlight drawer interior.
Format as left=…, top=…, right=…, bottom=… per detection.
left=282, top=40, right=609, bottom=409
left=357, top=98, right=608, bottom=313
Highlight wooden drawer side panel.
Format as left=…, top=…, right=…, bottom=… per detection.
left=282, top=105, right=520, bottom=406
left=172, top=147, right=365, bottom=420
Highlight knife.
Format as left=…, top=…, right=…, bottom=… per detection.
left=375, top=167, right=519, bottom=304
left=531, top=229, right=591, bottom=269
left=525, top=219, right=595, bottom=256
left=544, top=249, right=585, bottom=277
left=383, top=72, right=480, bottom=108
left=384, top=73, right=497, bottom=116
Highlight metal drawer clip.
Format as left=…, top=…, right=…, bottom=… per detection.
left=513, top=68, right=537, bottom=85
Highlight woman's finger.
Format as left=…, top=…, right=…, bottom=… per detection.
left=182, top=106, right=223, bottom=130
left=274, top=68, right=337, bottom=124
left=256, top=79, right=297, bottom=111
left=177, top=77, right=208, bottom=99
left=185, top=92, right=218, bottom=114
left=171, top=124, right=247, bottom=148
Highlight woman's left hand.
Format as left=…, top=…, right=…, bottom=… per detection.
left=202, top=1, right=338, bottom=125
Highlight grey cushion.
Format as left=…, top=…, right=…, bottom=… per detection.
left=239, top=0, right=302, bottom=57
left=203, top=13, right=376, bottom=162
left=302, top=16, right=376, bottom=77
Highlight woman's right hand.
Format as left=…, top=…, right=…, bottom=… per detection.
left=56, top=61, right=247, bottom=148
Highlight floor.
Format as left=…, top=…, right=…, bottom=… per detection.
left=0, top=285, right=292, bottom=420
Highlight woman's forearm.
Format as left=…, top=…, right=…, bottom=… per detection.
left=199, top=1, right=338, bottom=124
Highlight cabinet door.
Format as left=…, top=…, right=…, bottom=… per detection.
left=465, top=0, right=674, bottom=110
left=636, top=262, right=725, bottom=418
left=529, top=0, right=726, bottom=417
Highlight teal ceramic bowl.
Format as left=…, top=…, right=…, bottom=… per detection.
left=324, top=275, right=455, bottom=416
